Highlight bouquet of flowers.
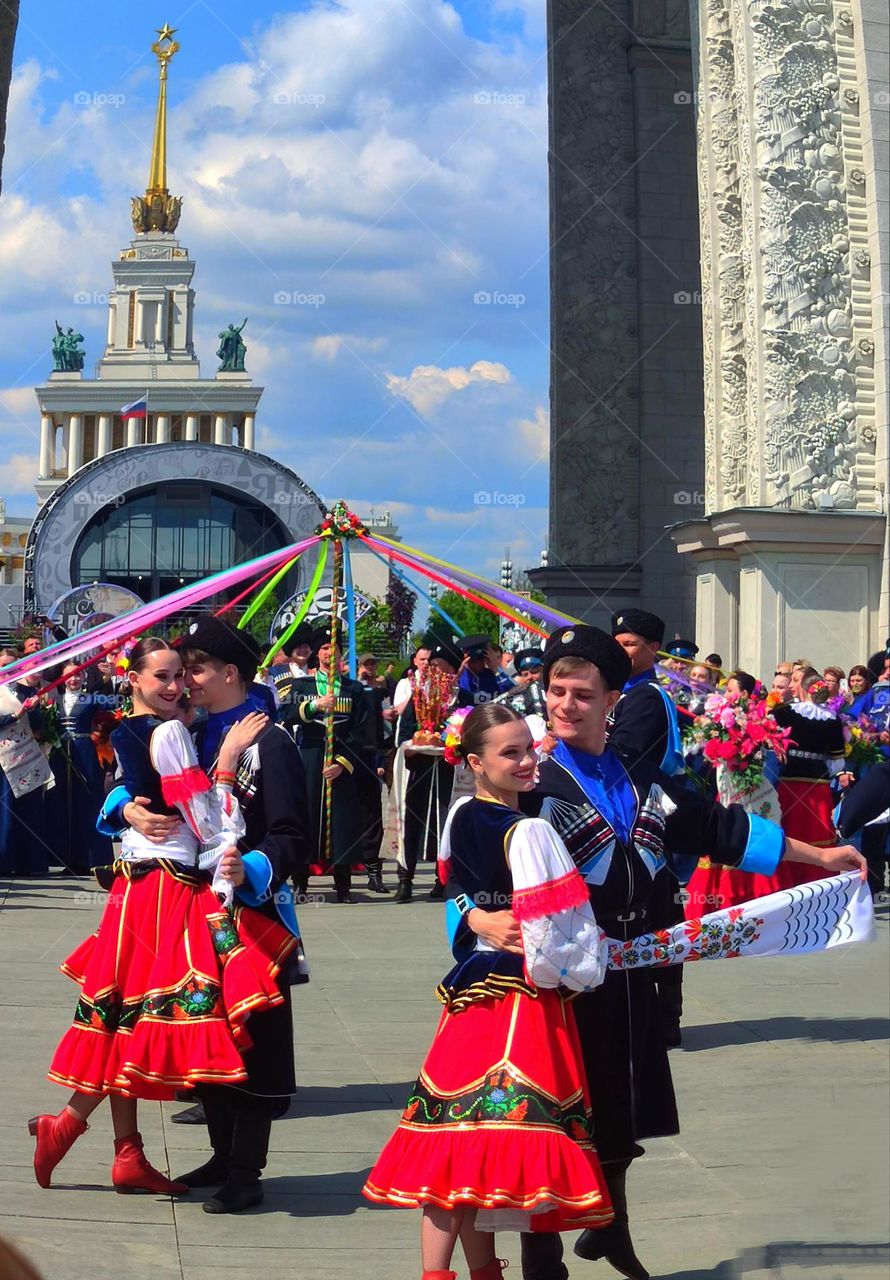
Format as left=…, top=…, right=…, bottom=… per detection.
left=411, top=667, right=457, bottom=746
left=688, top=690, right=792, bottom=795
left=842, top=715, right=884, bottom=770
left=442, top=705, right=473, bottom=766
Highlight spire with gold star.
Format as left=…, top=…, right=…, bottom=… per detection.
left=131, top=24, right=183, bottom=234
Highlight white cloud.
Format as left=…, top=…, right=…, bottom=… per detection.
left=386, top=359, right=511, bottom=415
left=515, top=403, right=549, bottom=457
left=310, top=333, right=386, bottom=361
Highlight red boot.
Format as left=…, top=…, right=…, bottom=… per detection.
left=112, top=1132, right=188, bottom=1195
left=28, top=1108, right=88, bottom=1188
left=422, top=1273, right=457, bottom=1280
left=471, top=1263, right=509, bottom=1279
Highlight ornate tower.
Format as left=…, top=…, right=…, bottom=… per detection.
left=34, top=25, right=261, bottom=504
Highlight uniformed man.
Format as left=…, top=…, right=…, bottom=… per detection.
left=457, top=634, right=514, bottom=704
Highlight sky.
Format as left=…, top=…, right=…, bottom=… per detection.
left=0, top=0, right=551, bottom=579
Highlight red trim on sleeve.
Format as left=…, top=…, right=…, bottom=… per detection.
left=511, top=867, right=590, bottom=923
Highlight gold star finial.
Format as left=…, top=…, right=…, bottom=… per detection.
left=155, top=23, right=177, bottom=42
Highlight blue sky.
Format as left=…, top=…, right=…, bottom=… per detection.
left=1, top=1, right=551, bottom=577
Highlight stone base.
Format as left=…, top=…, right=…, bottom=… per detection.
left=671, top=507, right=887, bottom=672
left=215, top=370, right=252, bottom=382
left=47, top=371, right=83, bottom=381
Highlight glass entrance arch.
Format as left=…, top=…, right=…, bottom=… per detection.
left=72, top=480, right=294, bottom=601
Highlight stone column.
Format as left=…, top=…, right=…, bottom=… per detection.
left=214, top=413, right=228, bottom=445
left=97, top=414, right=112, bottom=456
left=155, top=413, right=170, bottom=444
left=185, top=413, right=198, bottom=441
left=106, top=301, right=116, bottom=347
left=134, top=300, right=145, bottom=345
left=38, top=414, right=53, bottom=477
left=68, top=414, right=83, bottom=474
left=126, top=416, right=141, bottom=448
left=693, top=0, right=879, bottom=515
left=243, top=413, right=256, bottom=450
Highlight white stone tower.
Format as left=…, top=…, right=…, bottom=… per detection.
left=33, top=24, right=261, bottom=505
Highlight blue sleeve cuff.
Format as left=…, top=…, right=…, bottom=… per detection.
left=97, top=785, right=133, bottom=836
left=235, top=850, right=274, bottom=906
left=445, top=892, right=475, bottom=951
left=738, top=814, right=785, bottom=876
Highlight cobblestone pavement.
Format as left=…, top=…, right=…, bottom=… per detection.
left=1, top=868, right=888, bottom=1280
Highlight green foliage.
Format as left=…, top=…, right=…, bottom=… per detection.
left=432, top=591, right=499, bottom=642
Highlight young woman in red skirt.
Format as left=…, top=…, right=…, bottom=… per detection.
left=30, top=638, right=295, bottom=1195
left=364, top=704, right=613, bottom=1280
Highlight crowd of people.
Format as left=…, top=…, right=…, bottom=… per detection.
left=0, top=608, right=885, bottom=1280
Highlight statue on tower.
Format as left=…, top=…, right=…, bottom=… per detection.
left=52, top=322, right=85, bottom=372
left=130, top=24, right=183, bottom=235
left=217, top=318, right=248, bottom=372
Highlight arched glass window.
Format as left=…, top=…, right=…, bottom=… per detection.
left=72, top=480, right=294, bottom=602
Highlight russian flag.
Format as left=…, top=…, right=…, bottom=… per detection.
left=120, top=395, right=147, bottom=419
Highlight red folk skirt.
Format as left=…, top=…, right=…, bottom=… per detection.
left=48, top=860, right=296, bottom=1101
left=683, top=778, right=835, bottom=916
left=363, top=988, right=614, bottom=1234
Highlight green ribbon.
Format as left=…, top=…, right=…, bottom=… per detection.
left=261, top=540, right=329, bottom=669
left=237, top=553, right=303, bottom=631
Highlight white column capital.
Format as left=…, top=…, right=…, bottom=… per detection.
left=185, top=413, right=198, bottom=441
left=243, top=412, right=256, bottom=450
left=214, top=413, right=228, bottom=446
left=155, top=413, right=170, bottom=444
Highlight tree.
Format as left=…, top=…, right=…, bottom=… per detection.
left=385, top=575, right=416, bottom=655
left=432, top=591, right=499, bottom=642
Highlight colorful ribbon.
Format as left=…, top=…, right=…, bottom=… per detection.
left=262, top=540, right=329, bottom=670
left=238, top=553, right=303, bottom=631
left=0, top=535, right=323, bottom=689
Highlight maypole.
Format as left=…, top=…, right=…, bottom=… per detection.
left=316, top=501, right=367, bottom=866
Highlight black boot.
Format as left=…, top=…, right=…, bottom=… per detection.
left=366, top=861, right=391, bottom=893
left=333, top=866, right=355, bottom=904
left=293, top=874, right=309, bottom=903
left=521, top=1230, right=568, bottom=1280
left=202, top=1102, right=271, bottom=1214
left=427, top=878, right=445, bottom=901
left=394, top=878, right=413, bottom=903
left=177, top=1087, right=234, bottom=1187
left=574, top=1160, right=649, bottom=1279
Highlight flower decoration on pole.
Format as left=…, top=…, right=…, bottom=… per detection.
left=316, top=500, right=368, bottom=540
